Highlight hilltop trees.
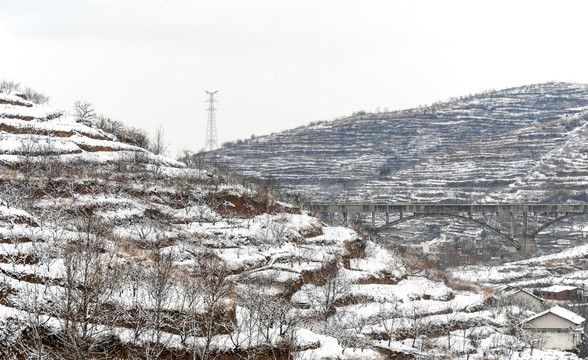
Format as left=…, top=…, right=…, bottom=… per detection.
left=0, top=80, right=49, bottom=104
left=22, top=87, right=50, bottom=105
left=73, top=101, right=96, bottom=125
left=74, top=103, right=151, bottom=151
left=0, top=80, right=20, bottom=94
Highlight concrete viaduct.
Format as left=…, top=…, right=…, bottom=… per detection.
left=308, top=204, right=588, bottom=255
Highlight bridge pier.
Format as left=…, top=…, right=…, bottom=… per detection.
left=519, top=234, right=537, bottom=255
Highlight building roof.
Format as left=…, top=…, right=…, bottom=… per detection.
left=505, top=288, right=542, bottom=301
left=542, top=285, right=581, bottom=293
left=523, top=305, right=586, bottom=326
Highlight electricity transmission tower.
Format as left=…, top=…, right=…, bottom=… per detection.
left=204, top=90, right=218, bottom=151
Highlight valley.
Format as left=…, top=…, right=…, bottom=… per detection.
left=0, top=82, right=587, bottom=359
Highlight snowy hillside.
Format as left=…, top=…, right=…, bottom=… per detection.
left=208, top=82, right=588, bottom=203
left=0, top=85, right=581, bottom=359
left=360, top=111, right=588, bottom=204
left=208, top=82, right=588, bottom=257
left=0, top=91, right=180, bottom=168
left=452, top=243, right=588, bottom=292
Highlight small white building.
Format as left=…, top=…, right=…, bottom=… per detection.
left=520, top=306, right=585, bottom=350
left=503, top=288, right=543, bottom=310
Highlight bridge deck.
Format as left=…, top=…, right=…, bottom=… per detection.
left=309, top=204, right=588, bottom=214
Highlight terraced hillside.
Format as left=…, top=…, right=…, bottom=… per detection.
left=1, top=85, right=582, bottom=359
left=208, top=82, right=588, bottom=203
left=359, top=110, right=588, bottom=203
left=452, top=244, right=588, bottom=292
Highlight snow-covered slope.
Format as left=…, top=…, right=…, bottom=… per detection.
left=0, top=87, right=578, bottom=359
left=208, top=82, right=588, bottom=203
left=452, top=243, right=588, bottom=292
left=0, top=91, right=181, bottom=168
left=359, top=110, right=588, bottom=203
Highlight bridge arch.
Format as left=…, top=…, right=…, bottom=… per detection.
left=529, top=212, right=581, bottom=237
left=375, top=213, right=519, bottom=249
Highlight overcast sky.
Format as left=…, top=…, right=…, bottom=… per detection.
left=1, top=1, right=588, bottom=156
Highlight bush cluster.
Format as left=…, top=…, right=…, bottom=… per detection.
left=0, top=80, right=50, bottom=104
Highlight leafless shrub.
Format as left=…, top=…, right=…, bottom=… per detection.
left=0, top=80, right=21, bottom=94
left=22, top=87, right=49, bottom=105
left=13, top=282, right=55, bottom=360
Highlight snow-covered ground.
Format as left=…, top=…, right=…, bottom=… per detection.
left=0, top=86, right=584, bottom=359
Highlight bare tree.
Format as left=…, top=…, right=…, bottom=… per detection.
left=228, top=286, right=263, bottom=356
left=22, top=87, right=50, bottom=105
left=442, top=302, right=460, bottom=352
left=18, top=135, right=42, bottom=185
left=120, top=260, right=150, bottom=349
left=95, top=115, right=124, bottom=137
left=52, top=208, right=120, bottom=360
left=339, top=311, right=371, bottom=352
left=255, top=215, right=285, bottom=250
left=178, top=149, right=196, bottom=168
left=132, top=219, right=156, bottom=245
left=192, top=253, right=233, bottom=360
left=376, top=298, right=401, bottom=346
left=14, top=281, right=54, bottom=360
left=73, top=101, right=96, bottom=124
left=11, top=135, right=46, bottom=211
left=175, top=266, right=202, bottom=348
left=407, top=303, right=427, bottom=348
left=143, top=245, right=176, bottom=360
left=150, top=126, right=168, bottom=156
left=304, top=257, right=350, bottom=321
left=264, top=295, right=295, bottom=340
left=490, top=334, right=523, bottom=360
left=325, top=315, right=356, bottom=355
left=38, top=139, right=62, bottom=179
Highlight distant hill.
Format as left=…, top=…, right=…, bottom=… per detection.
left=207, top=82, right=588, bottom=203
left=358, top=110, right=588, bottom=204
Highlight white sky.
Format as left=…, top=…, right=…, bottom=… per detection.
left=1, top=0, right=588, bottom=156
